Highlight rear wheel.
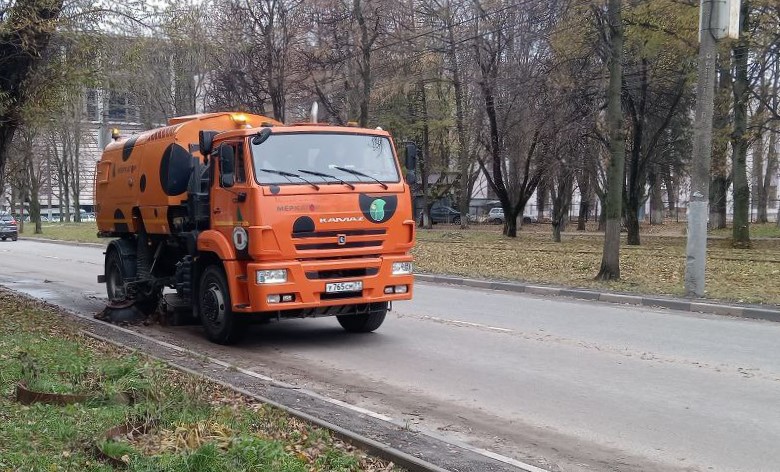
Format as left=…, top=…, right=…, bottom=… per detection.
left=199, top=265, right=244, bottom=345
left=337, top=303, right=387, bottom=333
left=453, top=216, right=461, bottom=225
left=11, top=235, right=16, bottom=241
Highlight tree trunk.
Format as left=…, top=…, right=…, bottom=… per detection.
left=650, top=172, right=664, bottom=224
left=596, top=0, right=625, bottom=280
left=552, top=222, right=562, bottom=242
left=420, top=83, right=431, bottom=229
left=731, top=0, right=751, bottom=247
left=536, top=184, right=546, bottom=222
left=577, top=168, right=592, bottom=231
left=578, top=199, right=589, bottom=231
left=759, top=65, right=779, bottom=224
left=626, top=199, right=641, bottom=245
left=665, top=173, right=677, bottom=218
left=505, top=211, right=518, bottom=238
left=764, top=129, right=777, bottom=225
left=710, top=60, right=730, bottom=229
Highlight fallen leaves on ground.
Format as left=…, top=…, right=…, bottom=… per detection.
left=414, top=228, right=780, bottom=305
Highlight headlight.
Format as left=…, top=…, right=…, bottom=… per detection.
left=392, top=262, right=413, bottom=275
left=256, top=269, right=287, bottom=284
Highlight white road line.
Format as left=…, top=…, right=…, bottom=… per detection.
left=421, top=314, right=514, bottom=333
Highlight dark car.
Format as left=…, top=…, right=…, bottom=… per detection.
left=0, top=214, right=18, bottom=241
left=420, top=206, right=466, bottom=225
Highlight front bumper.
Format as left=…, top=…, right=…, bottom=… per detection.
left=244, top=255, right=413, bottom=312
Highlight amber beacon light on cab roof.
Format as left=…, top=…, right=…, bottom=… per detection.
left=94, top=111, right=418, bottom=344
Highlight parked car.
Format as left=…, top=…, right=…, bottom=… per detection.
left=486, top=207, right=504, bottom=224
left=483, top=207, right=538, bottom=225
left=420, top=206, right=467, bottom=225
left=0, top=214, right=18, bottom=241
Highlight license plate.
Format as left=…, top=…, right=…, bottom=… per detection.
left=325, top=281, right=363, bottom=293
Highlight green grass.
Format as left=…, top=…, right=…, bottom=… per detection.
left=21, top=221, right=105, bottom=244
left=0, top=292, right=395, bottom=471
left=414, top=229, right=780, bottom=305
left=709, top=223, right=780, bottom=239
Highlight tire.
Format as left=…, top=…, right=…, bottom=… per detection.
left=199, top=265, right=244, bottom=345
left=337, top=303, right=387, bottom=333
left=1, top=237, right=6, bottom=241
left=105, top=249, right=128, bottom=302
left=453, top=216, right=461, bottom=225
left=11, top=235, right=17, bottom=241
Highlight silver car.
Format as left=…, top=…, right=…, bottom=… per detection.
left=0, top=214, right=18, bottom=241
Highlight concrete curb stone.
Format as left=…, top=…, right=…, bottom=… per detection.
left=416, top=273, right=780, bottom=322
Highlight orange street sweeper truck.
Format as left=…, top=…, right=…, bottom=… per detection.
left=95, top=112, right=417, bottom=344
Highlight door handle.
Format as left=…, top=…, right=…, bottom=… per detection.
left=213, top=207, right=222, bottom=214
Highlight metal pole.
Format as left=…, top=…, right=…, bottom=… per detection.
left=685, top=0, right=719, bottom=297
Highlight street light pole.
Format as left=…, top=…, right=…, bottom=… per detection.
left=685, top=0, right=739, bottom=297
left=685, top=0, right=719, bottom=297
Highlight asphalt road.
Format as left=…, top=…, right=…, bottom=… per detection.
left=1, top=239, right=779, bottom=472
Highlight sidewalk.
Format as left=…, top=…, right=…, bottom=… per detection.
left=415, top=273, right=780, bottom=322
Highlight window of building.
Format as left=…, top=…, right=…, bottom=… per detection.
left=108, top=91, right=138, bottom=122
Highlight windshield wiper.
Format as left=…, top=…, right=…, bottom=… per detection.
left=333, top=166, right=388, bottom=190
left=260, top=169, right=320, bottom=190
left=297, top=169, right=356, bottom=190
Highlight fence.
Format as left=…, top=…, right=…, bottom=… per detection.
left=467, top=199, right=780, bottom=226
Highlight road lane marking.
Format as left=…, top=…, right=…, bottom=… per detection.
left=419, top=314, right=514, bottom=333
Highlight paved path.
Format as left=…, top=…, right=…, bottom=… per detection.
left=1, top=239, right=779, bottom=472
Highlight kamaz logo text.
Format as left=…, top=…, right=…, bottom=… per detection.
left=319, top=217, right=364, bottom=224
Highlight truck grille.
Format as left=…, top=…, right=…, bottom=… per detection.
left=292, top=228, right=385, bottom=254
left=305, top=268, right=379, bottom=280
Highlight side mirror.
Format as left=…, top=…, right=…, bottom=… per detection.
left=252, top=127, right=272, bottom=145
left=199, top=130, right=219, bottom=157
left=218, top=143, right=235, bottom=188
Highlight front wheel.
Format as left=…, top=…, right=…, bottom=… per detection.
left=199, top=265, right=244, bottom=345
left=453, top=216, right=461, bottom=225
left=337, top=303, right=387, bottom=333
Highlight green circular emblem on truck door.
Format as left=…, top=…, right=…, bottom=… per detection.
left=369, top=199, right=386, bottom=221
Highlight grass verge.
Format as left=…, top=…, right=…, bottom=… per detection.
left=21, top=222, right=105, bottom=244
left=414, top=229, right=780, bottom=305
left=0, top=291, right=397, bottom=471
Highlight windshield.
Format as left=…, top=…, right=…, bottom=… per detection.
left=251, top=133, right=400, bottom=186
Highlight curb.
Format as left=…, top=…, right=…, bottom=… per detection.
left=414, top=274, right=780, bottom=323
left=19, top=236, right=106, bottom=249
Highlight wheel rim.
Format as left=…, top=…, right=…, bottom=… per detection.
left=202, top=280, right=226, bottom=328
left=106, top=261, right=126, bottom=301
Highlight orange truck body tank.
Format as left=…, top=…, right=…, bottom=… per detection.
left=96, top=112, right=279, bottom=235
left=94, top=112, right=415, bottom=342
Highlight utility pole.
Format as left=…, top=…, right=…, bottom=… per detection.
left=685, top=0, right=740, bottom=296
